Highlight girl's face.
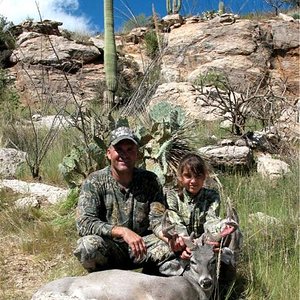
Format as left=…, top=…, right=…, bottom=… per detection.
left=179, top=166, right=205, bottom=196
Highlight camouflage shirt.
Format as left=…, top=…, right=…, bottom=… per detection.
left=76, top=166, right=166, bottom=239
left=166, top=187, right=221, bottom=237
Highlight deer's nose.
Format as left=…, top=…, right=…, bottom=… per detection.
left=200, top=277, right=213, bottom=290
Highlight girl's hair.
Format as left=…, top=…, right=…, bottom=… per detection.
left=177, top=153, right=208, bottom=178
left=177, top=153, right=208, bottom=200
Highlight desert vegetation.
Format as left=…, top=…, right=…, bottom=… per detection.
left=0, top=3, right=299, bottom=299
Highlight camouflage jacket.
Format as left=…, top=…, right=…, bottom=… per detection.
left=166, top=187, right=221, bottom=237
left=76, top=166, right=166, bottom=239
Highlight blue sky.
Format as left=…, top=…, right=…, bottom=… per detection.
left=0, top=0, right=291, bottom=33
left=77, top=0, right=288, bottom=32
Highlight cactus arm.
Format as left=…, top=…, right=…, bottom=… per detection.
left=166, top=0, right=172, bottom=14
left=174, top=0, right=182, bottom=14
left=167, top=0, right=181, bottom=14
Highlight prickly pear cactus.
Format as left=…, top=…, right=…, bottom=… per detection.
left=149, top=101, right=185, bottom=126
left=59, top=142, right=106, bottom=188
left=136, top=102, right=193, bottom=185
left=59, top=103, right=192, bottom=188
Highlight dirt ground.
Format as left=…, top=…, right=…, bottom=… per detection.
left=0, top=236, right=53, bottom=300
left=0, top=235, right=81, bottom=300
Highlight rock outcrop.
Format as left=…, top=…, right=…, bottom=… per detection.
left=161, top=19, right=299, bottom=96
left=5, top=17, right=299, bottom=108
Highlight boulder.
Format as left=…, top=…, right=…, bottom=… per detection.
left=0, top=148, right=27, bottom=179
left=11, top=34, right=101, bottom=66
left=29, top=115, right=72, bottom=130
left=0, top=179, right=68, bottom=204
left=198, top=145, right=253, bottom=170
left=257, top=154, right=290, bottom=179
left=249, top=212, right=281, bottom=226
left=15, top=195, right=41, bottom=209
left=161, top=19, right=299, bottom=97
left=149, top=82, right=222, bottom=121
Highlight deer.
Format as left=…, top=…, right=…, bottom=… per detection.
left=32, top=211, right=218, bottom=300
left=31, top=242, right=216, bottom=300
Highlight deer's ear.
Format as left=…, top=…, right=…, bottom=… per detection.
left=159, top=259, right=189, bottom=276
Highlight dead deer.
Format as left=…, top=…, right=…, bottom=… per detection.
left=32, top=213, right=217, bottom=300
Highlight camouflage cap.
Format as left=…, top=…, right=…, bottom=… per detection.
left=109, top=126, right=138, bottom=146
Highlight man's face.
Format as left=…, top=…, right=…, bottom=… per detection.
left=107, top=139, right=138, bottom=173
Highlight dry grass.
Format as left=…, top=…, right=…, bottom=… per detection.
left=0, top=190, right=85, bottom=300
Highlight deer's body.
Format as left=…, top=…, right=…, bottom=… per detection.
left=32, top=243, right=216, bottom=300
left=33, top=269, right=209, bottom=300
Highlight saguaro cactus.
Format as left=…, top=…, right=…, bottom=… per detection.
left=166, top=0, right=182, bottom=15
left=218, top=1, right=225, bottom=14
left=104, top=0, right=117, bottom=108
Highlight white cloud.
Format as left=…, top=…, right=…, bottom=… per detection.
left=0, top=0, right=95, bottom=32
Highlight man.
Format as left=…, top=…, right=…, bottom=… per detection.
left=74, top=126, right=171, bottom=273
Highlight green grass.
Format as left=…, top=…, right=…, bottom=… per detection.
left=1, top=158, right=298, bottom=299
left=193, top=119, right=232, bottom=147
left=40, top=128, right=80, bottom=185
left=219, top=163, right=299, bottom=299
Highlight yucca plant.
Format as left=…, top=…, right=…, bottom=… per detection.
left=136, top=101, right=196, bottom=185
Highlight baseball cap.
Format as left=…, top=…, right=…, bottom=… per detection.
left=109, top=126, right=138, bottom=146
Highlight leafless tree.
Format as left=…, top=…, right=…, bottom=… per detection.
left=264, top=0, right=285, bottom=15
left=194, top=72, right=292, bottom=136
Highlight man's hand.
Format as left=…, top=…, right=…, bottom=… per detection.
left=112, top=226, right=146, bottom=260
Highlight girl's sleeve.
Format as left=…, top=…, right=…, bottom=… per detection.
left=203, top=189, right=222, bottom=235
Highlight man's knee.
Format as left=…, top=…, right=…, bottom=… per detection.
left=74, top=235, right=109, bottom=272
left=147, top=239, right=172, bottom=262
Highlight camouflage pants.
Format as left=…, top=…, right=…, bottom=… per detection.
left=74, top=234, right=174, bottom=273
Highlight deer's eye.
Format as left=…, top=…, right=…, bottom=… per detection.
left=190, top=259, right=197, bottom=266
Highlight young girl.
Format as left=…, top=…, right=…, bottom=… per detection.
left=161, top=153, right=240, bottom=284
left=165, top=153, right=223, bottom=258
left=160, top=153, right=241, bottom=292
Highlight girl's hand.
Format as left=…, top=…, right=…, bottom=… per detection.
left=220, top=225, right=236, bottom=237
left=168, top=235, right=186, bottom=252
left=205, top=240, right=221, bottom=253
left=180, top=247, right=192, bottom=260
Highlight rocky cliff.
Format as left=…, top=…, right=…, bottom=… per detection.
left=4, top=16, right=300, bottom=111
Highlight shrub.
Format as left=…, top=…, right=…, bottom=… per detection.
left=0, top=15, right=15, bottom=50
left=121, top=14, right=150, bottom=33
left=144, top=30, right=159, bottom=59
left=0, top=69, right=20, bottom=123
left=60, top=29, right=92, bottom=44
